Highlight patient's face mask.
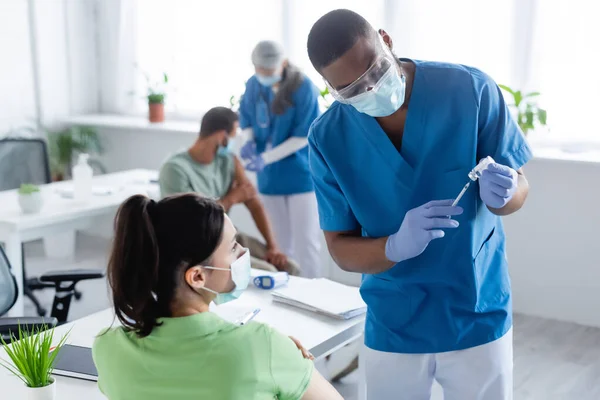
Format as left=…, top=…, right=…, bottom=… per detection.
left=201, top=249, right=251, bottom=305
left=217, top=138, right=235, bottom=156
left=325, top=36, right=406, bottom=117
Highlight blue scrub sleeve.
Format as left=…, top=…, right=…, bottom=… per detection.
left=472, top=69, right=533, bottom=170
left=308, top=133, right=360, bottom=232
left=238, top=84, right=253, bottom=130
left=291, top=81, right=321, bottom=138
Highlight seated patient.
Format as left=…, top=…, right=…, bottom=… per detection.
left=159, top=106, right=299, bottom=275
left=93, top=194, right=342, bottom=400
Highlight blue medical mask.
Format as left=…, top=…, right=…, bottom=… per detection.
left=201, top=249, right=251, bottom=305
left=217, top=138, right=235, bottom=156
left=348, top=66, right=406, bottom=117
left=256, top=73, right=281, bottom=87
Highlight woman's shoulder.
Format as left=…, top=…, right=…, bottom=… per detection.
left=92, top=326, right=132, bottom=363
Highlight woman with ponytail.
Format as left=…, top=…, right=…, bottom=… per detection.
left=92, top=193, right=341, bottom=400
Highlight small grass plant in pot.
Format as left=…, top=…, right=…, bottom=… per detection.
left=18, top=184, right=43, bottom=214
left=0, top=325, right=70, bottom=400
left=141, top=69, right=169, bottom=123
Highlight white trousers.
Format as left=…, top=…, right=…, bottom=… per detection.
left=260, top=192, right=322, bottom=278
left=363, top=329, right=513, bottom=400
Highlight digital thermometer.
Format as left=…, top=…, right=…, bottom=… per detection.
left=253, top=272, right=289, bottom=289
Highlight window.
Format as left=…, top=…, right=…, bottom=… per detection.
left=385, top=1, right=515, bottom=88
left=530, top=2, right=600, bottom=142
left=130, top=1, right=598, bottom=144
left=285, top=0, right=385, bottom=87
left=135, top=0, right=283, bottom=115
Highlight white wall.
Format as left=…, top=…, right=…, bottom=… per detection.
left=0, top=0, right=98, bottom=134
left=89, top=126, right=600, bottom=326
left=505, top=158, right=600, bottom=328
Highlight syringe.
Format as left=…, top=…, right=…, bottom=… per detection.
left=452, top=156, right=495, bottom=207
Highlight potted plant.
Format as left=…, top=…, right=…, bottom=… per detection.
left=18, top=184, right=43, bottom=214
left=499, top=85, right=547, bottom=136
left=47, top=126, right=105, bottom=181
left=143, top=72, right=169, bottom=123
left=0, top=324, right=69, bottom=400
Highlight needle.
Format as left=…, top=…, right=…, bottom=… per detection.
left=452, top=182, right=471, bottom=207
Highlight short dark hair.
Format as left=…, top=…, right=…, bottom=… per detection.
left=108, top=194, right=225, bottom=337
left=307, top=9, right=375, bottom=72
left=199, top=106, right=238, bottom=138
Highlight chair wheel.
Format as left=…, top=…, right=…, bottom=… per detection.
left=74, top=290, right=82, bottom=300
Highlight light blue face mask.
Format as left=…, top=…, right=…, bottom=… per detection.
left=348, top=66, right=406, bottom=117
left=201, top=249, right=251, bottom=305
left=217, top=138, right=235, bottom=156
left=256, top=73, right=281, bottom=87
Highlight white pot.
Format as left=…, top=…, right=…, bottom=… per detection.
left=18, top=191, right=44, bottom=214
left=24, top=378, right=56, bottom=400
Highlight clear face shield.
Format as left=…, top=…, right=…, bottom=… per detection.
left=325, top=35, right=400, bottom=105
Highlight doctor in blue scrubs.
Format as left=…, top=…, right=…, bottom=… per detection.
left=307, top=10, right=532, bottom=400
left=238, top=40, right=323, bottom=278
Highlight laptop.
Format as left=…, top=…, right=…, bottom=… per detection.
left=52, top=344, right=98, bottom=382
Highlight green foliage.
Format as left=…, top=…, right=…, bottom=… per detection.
left=0, top=325, right=70, bottom=388
left=47, top=126, right=104, bottom=179
left=136, top=65, right=169, bottom=104
left=147, top=93, right=165, bottom=104
left=18, top=184, right=40, bottom=195
left=319, top=86, right=333, bottom=109
left=498, top=84, right=547, bottom=136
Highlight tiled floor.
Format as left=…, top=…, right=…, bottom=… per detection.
left=20, top=234, right=600, bottom=400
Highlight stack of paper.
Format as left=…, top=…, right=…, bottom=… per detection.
left=272, top=278, right=366, bottom=320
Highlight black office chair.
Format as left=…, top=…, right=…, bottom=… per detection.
left=0, top=245, right=104, bottom=341
left=0, top=138, right=82, bottom=316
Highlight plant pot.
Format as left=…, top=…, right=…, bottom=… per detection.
left=148, top=102, right=165, bottom=123
left=18, top=192, right=44, bottom=214
left=24, top=378, right=56, bottom=400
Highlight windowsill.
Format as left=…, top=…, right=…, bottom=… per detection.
left=60, top=114, right=600, bottom=164
left=60, top=114, right=199, bottom=136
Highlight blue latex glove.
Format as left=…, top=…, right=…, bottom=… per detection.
left=479, top=162, right=518, bottom=209
left=240, top=141, right=257, bottom=161
left=245, top=154, right=265, bottom=172
left=385, top=200, right=463, bottom=263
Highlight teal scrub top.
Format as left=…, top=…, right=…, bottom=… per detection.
left=309, top=60, right=533, bottom=354
left=239, top=74, right=321, bottom=195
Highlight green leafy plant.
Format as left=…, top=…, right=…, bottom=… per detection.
left=229, top=94, right=239, bottom=111
left=47, top=126, right=105, bottom=181
left=138, top=67, right=168, bottom=104
left=499, top=85, right=547, bottom=136
left=0, top=325, right=70, bottom=388
left=18, top=184, right=40, bottom=195
left=319, top=86, right=333, bottom=109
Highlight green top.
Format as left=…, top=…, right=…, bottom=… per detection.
left=159, top=150, right=235, bottom=199
left=92, top=313, right=313, bottom=400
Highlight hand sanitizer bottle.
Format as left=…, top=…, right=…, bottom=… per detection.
left=73, top=153, right=93, bottom=201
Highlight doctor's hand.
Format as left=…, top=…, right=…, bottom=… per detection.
left=479, top=163, right=518, bottom=209
left=385, top=200, right=463, bottom=263
left=245, top=154, right=265, bottom=172
left=240, top=141, right=257, bottom=160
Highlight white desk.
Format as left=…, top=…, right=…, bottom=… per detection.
left=0, top=169, right=159, bottom=316
left=0, top=276, right=365, bottom=399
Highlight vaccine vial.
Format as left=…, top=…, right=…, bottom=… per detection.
left=468, top=156, right=495, bottom=181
